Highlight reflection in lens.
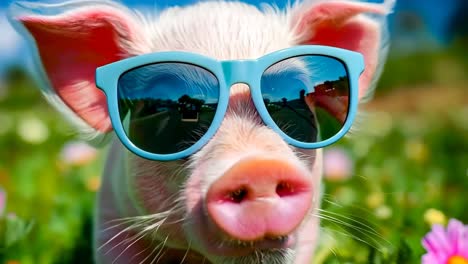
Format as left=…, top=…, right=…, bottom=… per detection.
left=118, top=63, right=219, bottom=155
left=261, top=55, right=350, bottom=143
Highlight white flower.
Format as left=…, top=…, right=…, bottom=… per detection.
left=17, top=117, right=49, bottom=144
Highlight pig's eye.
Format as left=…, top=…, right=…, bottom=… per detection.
left=117, top=63, right=220, bottom=155
left=261, top=55, right=350, bottom=142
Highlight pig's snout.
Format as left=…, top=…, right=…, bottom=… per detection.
left=206, top=157, right=313, bottom=241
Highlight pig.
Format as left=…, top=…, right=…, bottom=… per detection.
left=9, top=0, right=394, bottom=263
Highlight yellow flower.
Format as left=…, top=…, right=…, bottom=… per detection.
left=424, top=208, right=447, bottom=226
left=405, top=139, right=428, bottom=163
left=86, top=177, right=101, bottom=192
left=366, top=192, right=384, bottom=209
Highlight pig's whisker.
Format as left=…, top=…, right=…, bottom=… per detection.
left=105, top=220, right=153, bottom=257
left=294, top=232, right=339, bottom=262
left=131, top=237, right=151, bottom=261
left=320, top=212, right=391, bottom=244
left=180, top=239, right=192, bottom=264
left=312, top=212, right=388, bottom=252
left=320, top=223, right=383, bottom=253
left=170, top=163, right=190, bottom=182
left=110, top=225, right=147, bottom=253
left=316, top=209, right=384, bottom=239
left=296, top=150, right=316, bottom=159
left=150, top=235, right=169, bottom=264
left=320, top=196, right=345, bottom=209
left=99, top=221, right=147, bottom=252
left=296, top=151, right=317, bottom=165
left=99, top=206, right=178, bottom=256
left=316, top=213, right=384, bottom=248
left=104, top=208, right=174, bottom=224
left=101, top=217, right=154, bottom=233
left=137, top=239, right=163, bottom=264
left=319, top=228, right=341, bottom=262
left=320, top=197, right=385, bottom=228
left=111, top=228, right=149, bottom=264
left=100, top=211, right=170, bottom=239
left=255, top=249, right=261, bottom=263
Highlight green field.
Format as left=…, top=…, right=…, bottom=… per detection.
left=0, top=44, right=467, bottom=263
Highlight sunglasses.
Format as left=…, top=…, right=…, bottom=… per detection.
left=96, top=45, right=364, bottom=161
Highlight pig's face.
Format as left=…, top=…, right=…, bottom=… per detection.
left=128, top=4, right=320, bottom=262
left=11, top=0, right=393, bottom=263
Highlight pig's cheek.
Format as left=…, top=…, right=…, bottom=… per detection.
left=130, top=158, right=193, bottom=248
left=307, top=149, right=323, bottom=206
left=296, top=148, right=321, bottom=174
left=131, top=157, right=189, bottom=215
left=294, top=148, right=322, bottom=204
left=184, top=162, right=208, bottom=214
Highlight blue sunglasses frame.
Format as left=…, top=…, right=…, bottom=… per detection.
left=96, top=45, right=364, bottom=161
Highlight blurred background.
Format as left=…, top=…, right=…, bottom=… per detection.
left=0, top=0, right=466, bottom=263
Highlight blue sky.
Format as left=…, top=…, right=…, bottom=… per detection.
left=0, top=0, right=463, bottom=79
left=0, top=0, right=289, bottom=8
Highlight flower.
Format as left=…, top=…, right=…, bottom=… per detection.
left=405, top=139, right=428, bottom=163
left=86, top=177, right=101, bottom=192
left=16, top=117, right=49, bottom=144
left=424, top=208, right=447, bottom=226
left=323, top=147, right=354, bottom=181
left=60, top=141, right=98, bottom=166
left=366, top=192, right=385, bottom=209
left=422, top=219, right=468, bottom=264
left=374, top=205, right=392, bottom=220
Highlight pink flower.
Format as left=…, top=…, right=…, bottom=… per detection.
left=422, top=219, right=468, bottom=264
left=60, top=141, right=98, bottom=166
left=323, top=147, right=353, bottom=181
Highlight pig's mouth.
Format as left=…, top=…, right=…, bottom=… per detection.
left=209, top=248, right=295, bottom=264
left=205, top=241, right=296, bottom=264
left=185, top=199, right=298, bottom=258
left=210, top=235, right=295, bottom=256
left=186, top=200, right=299, bottom=259
left=192, top=215, right=297, bottom=258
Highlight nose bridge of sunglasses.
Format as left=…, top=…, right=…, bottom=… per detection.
left=221, top=60, right=256, bottom=87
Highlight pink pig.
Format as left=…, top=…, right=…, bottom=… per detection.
left=10, top=0, right=394, bottom=263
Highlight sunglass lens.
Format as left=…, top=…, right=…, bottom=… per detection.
left=118, top=62, right=220, bottom=154
left=261, top=55, right=350, bottom=143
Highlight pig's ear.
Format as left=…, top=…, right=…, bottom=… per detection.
left=9, top=1, right=147, bottom=137
left=291, top=0, right=395, bottom=100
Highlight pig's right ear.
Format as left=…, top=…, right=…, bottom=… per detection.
left=8, top=1, right=147, bottom=138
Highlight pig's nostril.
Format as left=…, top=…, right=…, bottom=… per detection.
left=227, top=187, right=248, bottom=203
left=276, top=181, right=295, bottom=197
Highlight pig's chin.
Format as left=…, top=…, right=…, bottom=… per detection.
left=209, top=248, right=296, bottom=264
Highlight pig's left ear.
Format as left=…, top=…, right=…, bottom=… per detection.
left=8, top=1, right=148, bottom=138
left=291, top=0, right=395, bottom=100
